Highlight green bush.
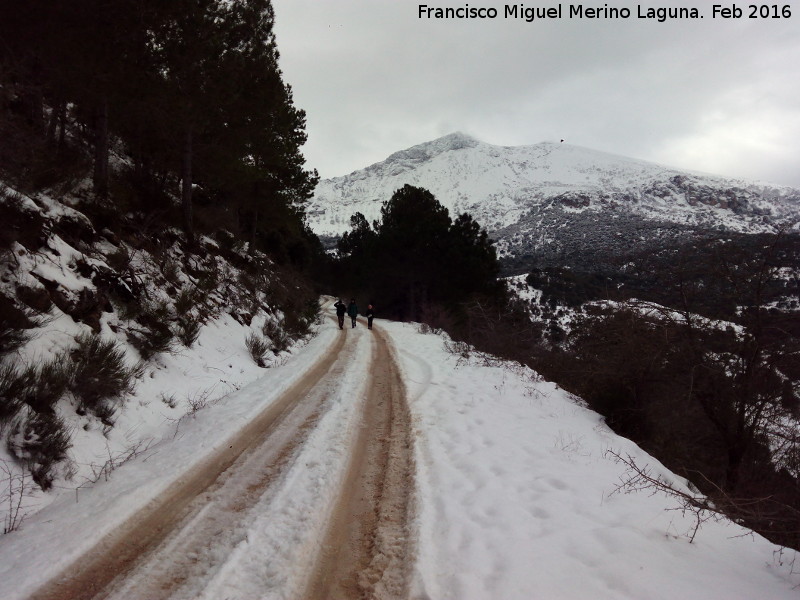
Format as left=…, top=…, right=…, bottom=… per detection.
left=0, top=363, right=25, bottom=429
left=196, top=265, right=220, bottom=294
left=283, top=298, right=320, bottom=339
left=174, top=286, right=198, bottom=315
left=262, top=319, right=290, bottom=353
left=1, top=353, right=72, bottom=431
left=245, top=332, right=269, bottom=367
left=70, top=333, right=138, bottom=415
left=127, top=297, right=175, bottom=359
left=175, top=316, right=202, bottom=348
left=129, top=324, right=174, bottom=359
left=92, top=398, right=117, bottom=428
left=22, top=358, right=72, bottom=414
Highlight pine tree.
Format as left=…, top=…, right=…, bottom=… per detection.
left=216, top=0, right=318, bottom=253
left=335, top=185, right=502, bottom=321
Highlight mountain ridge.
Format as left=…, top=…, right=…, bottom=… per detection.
left=306, top=134, right=800, bottom=260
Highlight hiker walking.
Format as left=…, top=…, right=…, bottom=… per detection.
left=366, top=303, right=374, bottom=330
left=347, top=298, right=358, bottom=328
left=333, top=298, right=346, bottom=330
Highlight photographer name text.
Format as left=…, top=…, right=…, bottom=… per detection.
left=418, top=4, right=792, bottom=23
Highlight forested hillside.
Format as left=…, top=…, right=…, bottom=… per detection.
left=0, top=0, right=318, bottom=252
left=0, top=1, right=325, bottom=505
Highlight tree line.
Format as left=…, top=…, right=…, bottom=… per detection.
left=330, top=184, right=506, bottom=325
left=0, top=0, right=318, bottom=255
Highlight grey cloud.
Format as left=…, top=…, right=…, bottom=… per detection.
left=274, top=0, right=800, bottom=187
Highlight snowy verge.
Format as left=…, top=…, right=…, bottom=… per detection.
left=0, top=319, right=340, bottom=600
left=381, top=321, right=800, bottom=600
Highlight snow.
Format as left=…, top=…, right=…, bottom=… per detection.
left=385, top=322, right=798, bottom=599
left=0, top=307, right=798, bottom=598
left=0, top=319, right=342, bottom=599
left=305, top=133, right=800, bottom=241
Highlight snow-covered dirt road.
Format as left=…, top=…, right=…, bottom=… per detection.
left=3, top=309, right=800, bottom=600
left=305, top=326, right=414, bottom=599
left=27, top=321, right=415, bottom=600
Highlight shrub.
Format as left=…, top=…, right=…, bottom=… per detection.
left=196, top=264, right=220, bottom=294
left=1, top=459, right=31, bottom=533
left=262, top=319, right=290, bottom=354
left=93, top=399, right=117, bottom=428
left=0, top=325, right=29, bottom=357
left=443, top=339, right=472, bottom=360
left=118, top=294, right=171, bottom=325
left=175, top=316, right=202, bottom=348
left=283, top=298, right=320, bottom=339
left=0, top=294, right=35, bottom=356
left=174, top=286, right=198, bottom=315
left=70, top=333, right=138, bottom=414
left=129, top=324, right=174, bottom=359
left=282, top=314, right=308, bottom=339
left=0, top=363, right=25, bottom=429
left=245, top=332, right=269, bottom=367
left=7, top=408, right=72, bottom=490
left=127, top=297, right=175, bottom=359
left=116, top=299, right=141, bottom=322
left=161, top=257, right=182, bottom=287
left=141, top=297, right=171, bottom=323
left=237, top=270, right=257, bottom=295
left=159, top=392, right=178, bottom=409
left=22, top=358, right=72, bottom=414
left=1, top=354, right=73, bottom=430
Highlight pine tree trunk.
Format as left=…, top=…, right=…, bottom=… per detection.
left=46, top=97, right=60, bottom=147
left=47, top=98, right=67, bottom=153
left=181, top=126, right=195, bottom=248
left=93, top=98, right=109, bottom=199
left=57, top=102, right=67, bottom=154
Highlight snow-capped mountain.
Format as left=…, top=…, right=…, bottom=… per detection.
left=306, top=133, right=800, bottom=267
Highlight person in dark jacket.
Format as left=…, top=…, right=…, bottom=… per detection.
left=333, top=298, right=346, bottom=329
left=347, top=298, right=358, bottom=328
left=366, top=303, right=374, bottom=330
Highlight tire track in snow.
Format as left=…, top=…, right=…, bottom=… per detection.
left=28, top=322, right=350, bottom=600
left=305, top=325, right=416, bottom=600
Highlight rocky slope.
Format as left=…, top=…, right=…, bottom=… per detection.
left=0, top=180, right=319, bottom=516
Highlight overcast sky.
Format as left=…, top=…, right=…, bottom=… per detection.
left=271, top=0, right=800, bottom=188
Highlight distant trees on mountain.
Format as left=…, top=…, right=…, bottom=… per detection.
left=0, top=0, right=318, bottom=257
left=333, top=184, right=505, bottom=322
